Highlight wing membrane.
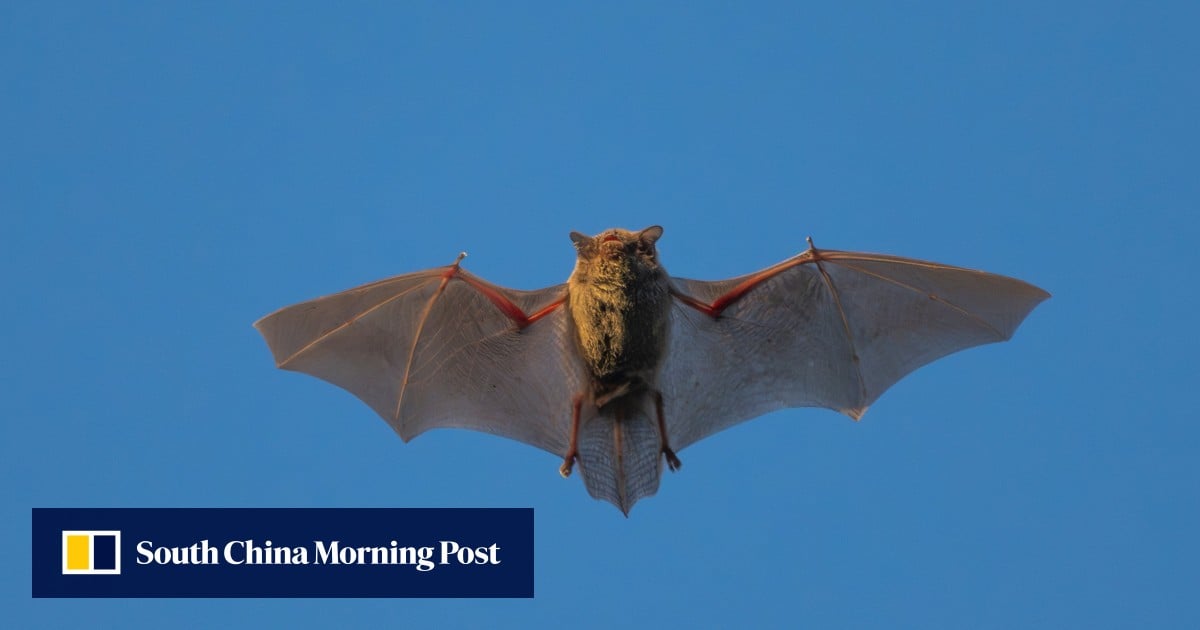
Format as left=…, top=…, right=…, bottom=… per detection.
left=663, top=250, right=1049, bottom=449
left=255, top=266, right=581, bottom=454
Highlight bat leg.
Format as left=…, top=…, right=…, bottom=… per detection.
left=559, top=393, right=584, bottom=478
left=593, top=381, right=631, bottom=408
left=654, top=390, right=682, bottom=472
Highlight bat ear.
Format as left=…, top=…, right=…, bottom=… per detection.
left=569, top=231, right=593, bottom=248
left=639, top=225, right=664, bottom=245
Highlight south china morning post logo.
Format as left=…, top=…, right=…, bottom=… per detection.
left=61, top=530, right=121, bottom=575
left=33, top=508, right=533, bottom=597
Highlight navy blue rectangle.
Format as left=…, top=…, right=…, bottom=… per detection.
left=33, top=508, right=533, bottom=598
left=92, top=534, right=116, bottom=570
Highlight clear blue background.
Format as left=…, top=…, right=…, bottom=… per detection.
left=4, top=2, right=1196, bottom=627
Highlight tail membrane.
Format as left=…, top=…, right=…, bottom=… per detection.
left=576, top=395, right=664, bottom=515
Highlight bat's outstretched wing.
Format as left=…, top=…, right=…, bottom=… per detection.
left=664, top=246, right=1049, bottom=449
left=255, top=260, right=581, bottom=454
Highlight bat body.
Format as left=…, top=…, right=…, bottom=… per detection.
left=256, top=226, right=1048, bottom=514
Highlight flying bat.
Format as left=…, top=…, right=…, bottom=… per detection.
left=255, top=226, right=1048, bottom=514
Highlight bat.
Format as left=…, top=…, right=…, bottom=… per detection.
left=255, top=226, right=1048, bottom=514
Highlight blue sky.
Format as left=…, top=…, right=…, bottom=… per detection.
left=4, top=1, right=1196, bottom=627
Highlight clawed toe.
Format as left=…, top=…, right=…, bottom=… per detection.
left=559, top=456, right=575, bottom=478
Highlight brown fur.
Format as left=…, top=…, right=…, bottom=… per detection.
left=567, top=226, right=672, bottom=406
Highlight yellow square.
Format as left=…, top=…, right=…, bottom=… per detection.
left=66, top=534, right=90, bottom=570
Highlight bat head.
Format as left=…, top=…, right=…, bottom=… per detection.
left=569, top=226, right=664, bottom=270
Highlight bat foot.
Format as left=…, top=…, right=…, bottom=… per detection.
left=663, top=448, right=682, bottom=472
left=559, top=456, right=576, bottom=478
